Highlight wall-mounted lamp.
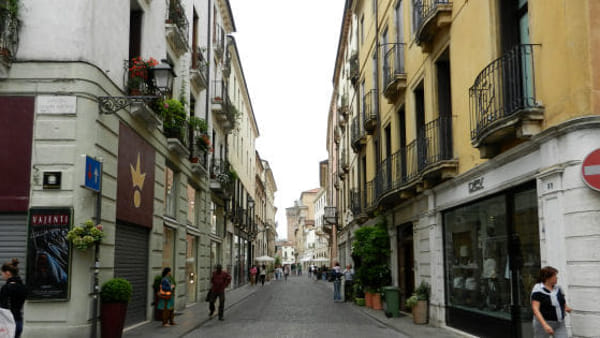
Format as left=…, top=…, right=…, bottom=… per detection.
left=98, top=60, right=175, bottom=115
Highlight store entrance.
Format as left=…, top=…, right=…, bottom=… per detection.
left=397, top=223, right=414, bottom=311
left=443, top=183, right=540, bottom=338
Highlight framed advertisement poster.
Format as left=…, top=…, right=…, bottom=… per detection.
left=26, top=207, right=71, bottom=300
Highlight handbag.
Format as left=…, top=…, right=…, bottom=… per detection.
left=204, top=290, right=213, bottom=302
left=0, top=308, right=15, bottom=338
left=157, top=284, right=172, bottom=300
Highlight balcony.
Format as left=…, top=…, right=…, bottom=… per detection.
left=414, top=0, right=453, bottom=52
left=164, top=119, right=191, bottom=158
left=469, top=44, right=543, bottom=158
left=351, top=115, right=367, bottom=152
left=417, top=116, right=457, bottom=181
left=382, top=43, right=407, bottom=103
left=371, top=116, right=456, bottom=208
left=210, top=159, right=232, bottom=199
left=0, top=10, right=18, bottom=79
left=122, top=59, right=162, bottom=128
left=363, top=89, right=378, bottom=134
left=211, top=80, right=235, bottom=132
left=190, top=47, right=208, bottom=93
left=165, top=0, right=189, bottom=56
left=214, top=25, right=225, bottom=60
left=350, top=188, right=363, bottom=218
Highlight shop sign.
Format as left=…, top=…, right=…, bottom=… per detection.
left=468, top=177, right=485, bottom=193
left=582, top=148, right=600, bottom=192
left=26, top=207, right=72, bottom=300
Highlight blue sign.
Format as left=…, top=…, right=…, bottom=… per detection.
left=84, top=156, right=102, bottom=192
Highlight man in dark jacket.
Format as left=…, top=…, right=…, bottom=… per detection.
left=208, top=264, right=231, bottom=321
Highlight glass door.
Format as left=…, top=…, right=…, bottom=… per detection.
left=510, top=187, right=540, bottom=338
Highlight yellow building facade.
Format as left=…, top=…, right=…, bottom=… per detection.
left=331, top=1, right=600, bottom=337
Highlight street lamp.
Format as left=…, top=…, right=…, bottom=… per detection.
left=98, top=60, right=175, bottom=115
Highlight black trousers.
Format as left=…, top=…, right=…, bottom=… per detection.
left=209, top=292, right=225, bottom=319
left=344, top=280, right=354, bottom=301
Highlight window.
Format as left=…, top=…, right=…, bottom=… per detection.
left=360, top=15, right=365, bottom=45
left=395, top=0, right=404, bottom=42
left=210, top=202, right=217, bottom=235
left=129, top=10, right=142, bottom=60
left=162, top=226, right=176, bottom=269
left=165, top=167, right=176, bottom=217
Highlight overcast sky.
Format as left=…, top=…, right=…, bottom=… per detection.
left=229, top=0, right=346, bottom=240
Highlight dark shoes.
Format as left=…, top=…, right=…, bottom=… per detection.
left=209, top=310, right=215, bottom=317
left=218, top=317, right=224, bottom=321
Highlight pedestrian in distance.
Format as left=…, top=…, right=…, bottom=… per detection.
left=259, top=264, right=266, bottom=286
left=531, top=266, right=571, bottom=338
left=0, top=258, right=26, bottom=338
left=342, top=264, right=355, bottom=302
left=157, top=267, right=176, bottom=327
left=297, top=263, right=302, bottom=276
left=250, top=265, right=257, bottom=286
left=284, top=264, right=290, bottom=281
left=333, top=262, right=342, bottom=302
left=208, top=264, right=231, bottom=321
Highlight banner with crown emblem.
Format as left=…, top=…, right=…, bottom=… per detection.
left=116, top=123, right=155, bottom=228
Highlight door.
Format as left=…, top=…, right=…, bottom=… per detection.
left=115, top=222, right=149, bottom=327
left=0, top=214, right=27, bottom=286
left=397, top=223, right=414, bottom=310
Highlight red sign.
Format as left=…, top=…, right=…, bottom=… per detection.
left=582, top=148, right=600, bottom=191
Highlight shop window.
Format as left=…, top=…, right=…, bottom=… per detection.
left=162, top=226, right=176, bottom=269
left=443, top=184, right=540, bottom=337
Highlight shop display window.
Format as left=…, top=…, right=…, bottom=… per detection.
left=186, top=234, right=197, bottom=303
left=444, top=195, right=511, bottom=319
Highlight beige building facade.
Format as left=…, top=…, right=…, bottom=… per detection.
left=329, top=1, right=600, bottom=337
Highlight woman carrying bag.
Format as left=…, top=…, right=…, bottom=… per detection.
left=157, top=267, right=176, bottom=327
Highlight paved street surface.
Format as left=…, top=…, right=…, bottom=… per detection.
left=125, top=275, right=470, bottom=338
left=184, top=275, right=404, bottom=338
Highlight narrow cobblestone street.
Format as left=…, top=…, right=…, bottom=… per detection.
left=184, top=275, right=406, bottom=338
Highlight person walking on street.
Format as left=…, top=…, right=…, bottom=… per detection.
left=250, top=265, right=257, bottom=286
left=158, top=267, right=176, bottom=327
left=343, top=264, right=355, bottom=302
left=333, top=262, right=342, bottom=302
left=284, top=264, right=290, bottom=281
left=259, top=264, right=266, bottom=286
left=531, top=266, right=571, bottom=338
left=209, top=264, right=231, bottom=321
left=0, top=258, right=27, bottom=338
left=297, top=263, right=302, bottom=276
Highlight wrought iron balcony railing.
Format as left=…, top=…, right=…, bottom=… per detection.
left=190, top=47, right=208, bottom=91
left=363, top=89, right=378, bottom=133
left=469, top=45, right=542, bottom=151
left=351, top=115, right=367, bottom=152
left=383, top=43, right=406, bottom=90
left=214, top=25, right=225, bottom=59
left=419, top=115, right=452, bottom=168
left=413, top=0, right=452, bottom=49
left=166, top=0, right=189, bottom=54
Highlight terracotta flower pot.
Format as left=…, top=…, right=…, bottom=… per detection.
left=372, top=292, right=383, bottom=310
left=365, top=291, right=373, bottom=308
left=412, top=300, right=428, bottom=324
left=101, top=302, right=128, bottom=338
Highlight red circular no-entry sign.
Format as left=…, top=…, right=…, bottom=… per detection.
left=582, top=148, right=600, bottom=191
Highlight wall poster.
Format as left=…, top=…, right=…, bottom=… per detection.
left=26, top=207, right=71, bottom=300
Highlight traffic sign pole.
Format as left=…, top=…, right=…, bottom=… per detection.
left=91, top=160, right=102, bottom=338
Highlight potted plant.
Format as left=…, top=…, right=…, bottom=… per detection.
left=158, top=98, right=187, bottom=139
left=406, top=280, right=430, bottom=324
left=354, top=282, right=365, bottom=306
left=100, top=278, right=132, bottom=338
left=352, top=217, right=391, bottom=310
left=66, top=219, right=104, bottom=251
left=127, top=56, right=158, bottom=95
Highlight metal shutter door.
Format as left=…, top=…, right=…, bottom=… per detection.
left=0, top=214, right=27, bottom=286
left=115, top=223, right=149, bottom=327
